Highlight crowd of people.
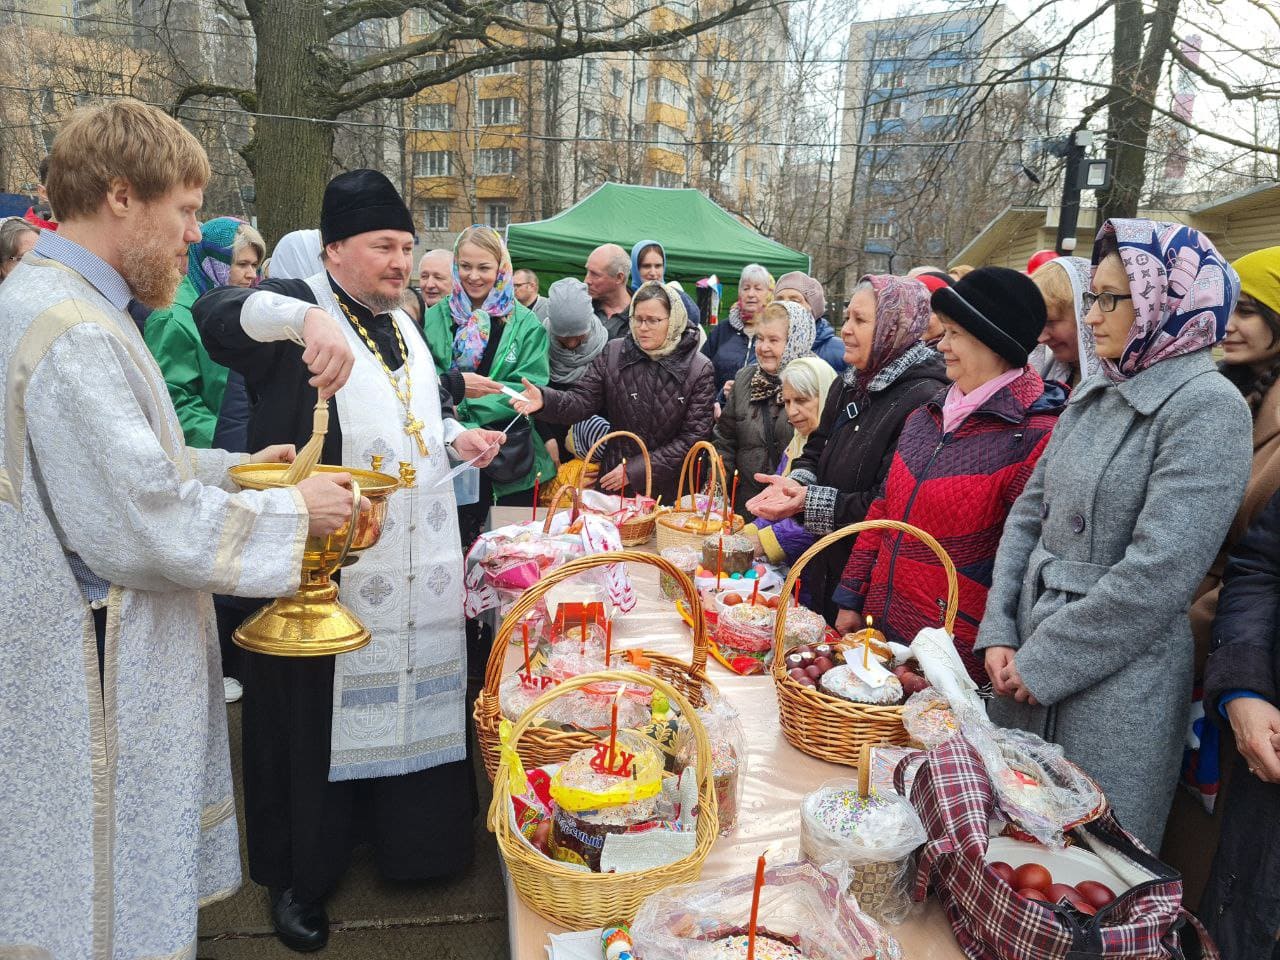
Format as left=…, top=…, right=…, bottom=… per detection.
left=4, top=97, right=1280, bottom=960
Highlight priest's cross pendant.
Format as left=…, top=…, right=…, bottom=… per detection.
left=405, top=414, right=428, bottom=456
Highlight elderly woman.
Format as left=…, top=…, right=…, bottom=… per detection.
left=832, top=268, right=1066, bottom=681
left=541, top=276, right=610, bottom=465
left=144, top=216, right=265, bottom=448
left=422, top=225, right=552, bottom=541
left=0, top=216, right=39, bottom=282
left=773, top=271, right=846, bottom=372
left=1028, top=256, right=1099, bottom=387
left=747, top=275, right=946, bottom=622
left=703, top=262, right=773, bottom=394
left=714, top=300, right=822, bottom=514
left=514, top=281, right=714, bottom=501
left=975, top=220, right=1252, bottom=851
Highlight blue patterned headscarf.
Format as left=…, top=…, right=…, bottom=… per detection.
left=448, top=225, right=515, bottom=372
left=1092, top=219, right=1239, bottom=382
left=185, top=216, right=246, bottom=296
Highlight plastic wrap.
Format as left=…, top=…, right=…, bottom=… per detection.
left=799, top=781, right=926, bottom=924
left=900, top=689, right=959, bottom=749
left=660, top=546, right=701, bottom=601
left=780, top=605, right=829, bottom=651
left=715, top=603, right=776, bottom=674
left=580, top=488, right=658, bottom=525
left=676, top=690, right=748, bottom=836
left=630, top=860, right=901, bottom=960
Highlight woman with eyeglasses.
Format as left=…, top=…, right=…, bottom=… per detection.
left=975, top=220, right=1252, bottom=851
left=512, top=280, right=714, bottom=500
left=0, top=217, right=39, bottom=283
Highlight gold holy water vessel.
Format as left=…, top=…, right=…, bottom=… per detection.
left=227, top=461, right=401, bottom=656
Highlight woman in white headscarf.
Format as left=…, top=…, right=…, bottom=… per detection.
left=1028, top=256, right=1099, bottom=387
left=269, top=228, right=324, bottom=280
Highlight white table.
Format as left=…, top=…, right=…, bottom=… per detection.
left=487, top=509, right=966, bottom=959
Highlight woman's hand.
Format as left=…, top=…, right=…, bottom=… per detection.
left=747, top=474, right=805, bottom=520
left=462, top=373, right=504, bottom=398
left=598, top=463, right=627, bottom=492
left=511, top=377, right=544, bottom=414
left=985, top=647, right=1017, bottom=696
left=739, top=523, right=765, bottom=557
left=996, top=651, right=1038, bottom=705
left=1226, top=696, right=1280, bottom=783
left=250, top=443, right=296, bottom=464
left=834, top=609, right=860, bottom=634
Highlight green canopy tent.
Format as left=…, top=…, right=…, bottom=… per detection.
left=505, top=182, right=810, bottom=322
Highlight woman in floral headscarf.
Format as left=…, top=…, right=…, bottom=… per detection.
left=714, top=300, right=829, bottom=515
left=421, top=225, right=552, bottom=541
left=746, top=275, right=948, bottom=620
left=976, top=220, right=1253, bottom=850
left=143, top=216, right=264, bottom=447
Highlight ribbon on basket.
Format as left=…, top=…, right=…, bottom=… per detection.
left=499, top=719, right=528, bottom=796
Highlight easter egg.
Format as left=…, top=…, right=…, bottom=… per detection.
left=731, top=572, right=742, bottom=580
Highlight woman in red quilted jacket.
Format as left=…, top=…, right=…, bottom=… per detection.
left=833, top=267, right=1067, bottom=682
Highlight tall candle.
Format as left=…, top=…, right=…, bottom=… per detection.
left=862, top=615, right=874, bottom=669
left=695, top=458, right=702, bottom=503
left=580, top=610, right=588, bottom=657
left=747, top=850, right=766, bottom=960
left=521, top=621, right=532, bottom=680
left=532, top=471, right=540, bottom=522
left=726, top=469, right=739, bottom=524
left=750, top=579, right=760, bottom=606
left=620, top=458, right=627, bottom=505
left=716, top=536, right=724, bottom=590
left=608, top=695, right=620, bottom=768
left=604, top=618, right=613, bottom=666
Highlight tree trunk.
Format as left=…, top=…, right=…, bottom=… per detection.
left=250, top=0, right=334, bottom=250
left=1097, top=0, right=1181, bottom=222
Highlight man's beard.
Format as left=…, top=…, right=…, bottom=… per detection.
left=352, top=282, right=407, bottom=315
left=120, top=215, right=184, bottom=309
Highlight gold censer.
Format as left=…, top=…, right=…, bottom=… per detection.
left=227, top=460, right=401, bottom=656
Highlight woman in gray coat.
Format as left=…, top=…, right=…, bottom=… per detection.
left=975, top=219, right=1252, bottom=850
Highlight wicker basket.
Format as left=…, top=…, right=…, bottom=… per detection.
left=771, top=521, right=958, bottom=765
left=539, top=483, right=582, bottom=533
left=474, top=550, right=714, bottom=781
left=490, top=669, right=718, bottom=928
left=579, top=430, right=658, bottom=547
left=655, top=441, right=744, bottom=552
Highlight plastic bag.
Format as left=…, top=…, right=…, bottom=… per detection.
left=630, top=860, right=901, bottom=960
left=901, top=688, right=959, bottom=749
left=799, top=780, right=926, bottom=924
left=675, top=689, right=748, bottom=836
left=714, top=602, right=776, bottom=673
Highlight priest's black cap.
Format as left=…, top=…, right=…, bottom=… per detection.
left=320, top=169, right=415, bottom=245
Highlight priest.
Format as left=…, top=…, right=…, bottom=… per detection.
left=195, top=169, right=503, bottom=952
left=0, top=100, right=357, bottom=959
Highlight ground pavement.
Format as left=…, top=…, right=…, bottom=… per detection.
left=196, top=696, right=510, bottom=960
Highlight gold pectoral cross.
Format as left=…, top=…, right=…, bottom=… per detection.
left=405, top=414, right=428, bottom=457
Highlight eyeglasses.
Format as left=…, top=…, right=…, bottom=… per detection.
left=1082, top=291, right=1133, bottom=314
left=632, top=316, right=668, bottom=328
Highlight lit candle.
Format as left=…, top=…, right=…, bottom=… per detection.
left=604, top=618, right=613, bottom=665
left=747, top=849, right=767, bottom=960
left=862, top=615, right=873, bottom=670
left=532, top=471, right=540, bottom=522
left=750, top=579, right=760, bottom=607
left=521, top=621, right=532, bottom=680
left=716, top=536, right=724, bottom=590
left=726, top=469, right=739, bottom=524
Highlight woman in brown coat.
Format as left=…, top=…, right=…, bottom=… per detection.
left=1163, top=245, right=1280, bottom=901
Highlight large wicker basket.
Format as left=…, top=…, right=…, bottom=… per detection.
left=655, top=440, right=743, bottom=552
left=771, top=520, right=958, bottom=765
left=489, top=669, right=718, bottom=928
left=474, top=550, right=714, bottom=781
left=579, top=430, right=658, bottom=547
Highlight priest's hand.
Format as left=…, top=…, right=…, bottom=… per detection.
left=453, top=428, right=506, bottom=468
left=250, top=444, right=296, bottom=464
left=297, top=472, right=368, bottom=536
left=510, top=377, right=544, bottom=414
left=302, top=307, right=355, bottom=399
left=462, top=373, right=504, bottom=398
left=746, top=474, right=805, bottom=520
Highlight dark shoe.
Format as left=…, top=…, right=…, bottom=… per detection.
left=270, top=887, right=329, bottom=952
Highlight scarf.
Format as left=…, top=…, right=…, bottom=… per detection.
left=549, top=313, right=609, bottom=384
left=1094, top=219, right=1238, bottom=382
left=630, top=280, right=689, bottom=360
left=1234, top=246, right=1280, bottom=316
left=185, top=216, right=244, bottom=295
left=270, top=229, right=323, bottom=280
left=1047, top=255, right=1101, bottom=381
left=749, top=301, right=816, bottom=403
left=449, top=225, right=515, bottom=372
left=941, top=365, right=1025, bottom=433
left=630, top=238, right=664, bottom=289
left=841, top=274, right=933, bottom=405
left=781, top=356, right=838, bottom=468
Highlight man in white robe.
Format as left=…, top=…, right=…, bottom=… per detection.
left=195, top=169, right=504, bottom=951
left=0, top=102, right=360, bottom=958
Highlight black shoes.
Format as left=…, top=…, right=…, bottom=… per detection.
left=270, top=887, right=329, bottom=953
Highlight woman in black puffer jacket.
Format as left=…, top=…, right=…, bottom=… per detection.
left=513, top=281, right=715, bottom=501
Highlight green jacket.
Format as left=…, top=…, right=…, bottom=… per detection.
left=422, top=298, right=554, bottom=499
left=143, top=276, right=228, bottom=448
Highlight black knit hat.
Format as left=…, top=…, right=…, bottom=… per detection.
left=930, top=266, right=1047, bottom=367
left=319, top=169, right=415, bottom=245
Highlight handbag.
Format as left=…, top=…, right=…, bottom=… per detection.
left=898, top=735, right=1220, bottom=960
left=482, top=415, right=535, bottom=485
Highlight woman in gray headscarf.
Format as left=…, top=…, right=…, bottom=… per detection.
left=542, top=277, right=610, bottom=464
left=1028, top=255, right=1099, bottom=386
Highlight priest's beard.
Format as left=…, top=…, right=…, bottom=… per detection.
left=354, top=284, right=408, bottom=316
left=120, top=215, right=185, bottom=309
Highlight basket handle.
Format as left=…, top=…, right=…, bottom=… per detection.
left=483, top=550, right=709, bottom=699
left=582, top=430, right=653, bottom=500
left=541, top=484, right=581, bottom=534
left=769, top=519, right=959, bottom=679
left=672, top=440, right=730, bottom=513
left=486, top=668, right=716, bottom=834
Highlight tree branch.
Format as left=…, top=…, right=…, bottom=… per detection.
left=172, top=83, right=259, bottom=114
left=1166, top=34, right=1280, bottom=100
